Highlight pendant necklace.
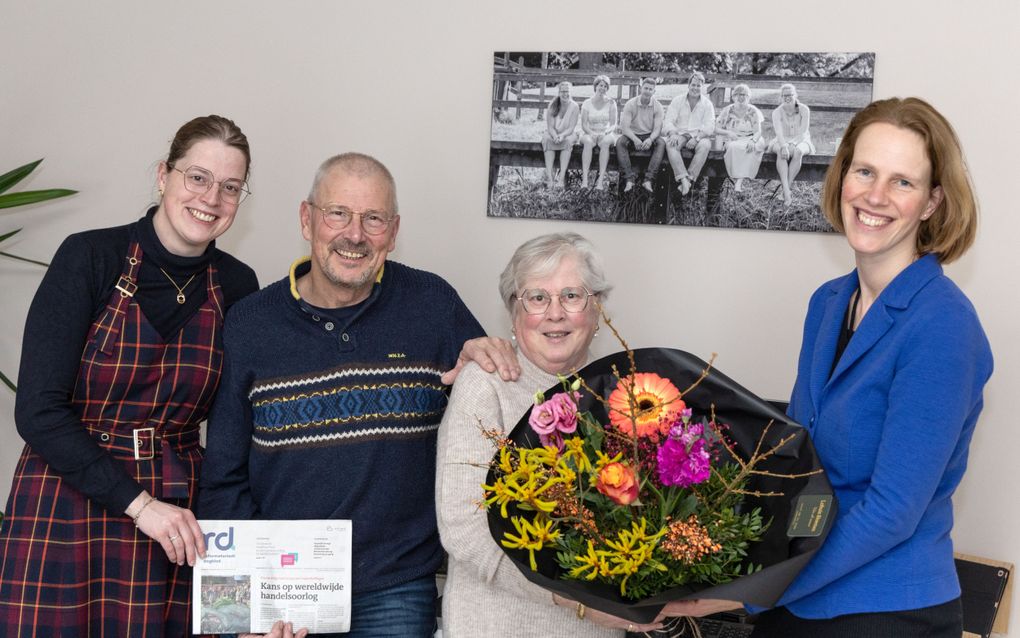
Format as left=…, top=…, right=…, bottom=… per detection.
left=159, top=268, right=198, bottom=304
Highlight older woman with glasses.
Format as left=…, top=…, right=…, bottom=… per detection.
left=0, top=115, right=259, bottom=636
left=435, top=233, right=661, bottom=637
left=716, top=83, right=767, bottom=192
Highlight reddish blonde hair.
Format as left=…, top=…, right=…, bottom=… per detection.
left=167, top=115, right=250, bottom=179
left=822, top=97, right=977, bottom=264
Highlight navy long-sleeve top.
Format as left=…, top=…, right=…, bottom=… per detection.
left=12, top=209, right=258, bottom=514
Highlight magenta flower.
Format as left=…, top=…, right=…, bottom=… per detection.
left=657, top=424, right=712, bottom=488
left=529, top=391, right=579, bottom=449
left=672, top=418, right=702, bottom=448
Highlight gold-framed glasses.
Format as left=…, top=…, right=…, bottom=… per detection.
left=172, top=165, right=250, bottom=203
left=307, top=202, right=395, bottom=235
left=516, top=287, right=593, bottom=314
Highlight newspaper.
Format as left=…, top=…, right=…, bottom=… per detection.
left=192, top=519, right=352, bottom=635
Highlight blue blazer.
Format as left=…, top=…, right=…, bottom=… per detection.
left=777, top=254, right=992, bottom=619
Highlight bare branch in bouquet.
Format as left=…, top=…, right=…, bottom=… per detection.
left=679, top=352, right=715, bottom=397
left=713, top=421, right=823, bottom=499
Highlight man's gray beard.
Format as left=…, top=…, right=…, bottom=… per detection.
left=323, top=238, right=375, bottom=290
left=323, top=266, right=373, bottom=290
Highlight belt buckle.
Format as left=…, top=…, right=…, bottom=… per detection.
left=116, top=275, right=138, bottom=298
left=133, top=427, right=155, bottom=460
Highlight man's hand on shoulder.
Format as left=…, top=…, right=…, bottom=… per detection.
left=441, top=337, right=520, bottom=385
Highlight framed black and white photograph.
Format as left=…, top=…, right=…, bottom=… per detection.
left=488, top=51, right=875, bottom=232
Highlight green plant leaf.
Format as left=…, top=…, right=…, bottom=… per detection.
left=0, top=188, right=78, bottom=210
left=1, top=159, right=76, bottom=394
left=0, top=251, right=49, bottom=267
left=0, top=159, right=43, bottom=195
left=0, top=368, right=16, bottom=392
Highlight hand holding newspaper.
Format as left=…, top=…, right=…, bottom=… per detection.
left=193, top=520, right=352, bottom=635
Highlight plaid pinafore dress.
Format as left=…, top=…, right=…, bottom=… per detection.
left=0, top=241, right=225, bottom=637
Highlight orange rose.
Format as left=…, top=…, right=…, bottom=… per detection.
left=596, top=462, right=640, bottom=505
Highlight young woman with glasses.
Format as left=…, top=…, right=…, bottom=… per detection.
left=0, top=115, right=259, bottom=636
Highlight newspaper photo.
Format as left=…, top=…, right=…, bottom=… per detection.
left=193, top=520, right=352, bottom=634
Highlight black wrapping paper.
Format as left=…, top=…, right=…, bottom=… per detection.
left=485, top=348, right=836, bottom=623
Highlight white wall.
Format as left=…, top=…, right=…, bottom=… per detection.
left=2, top=0, right=1017, bottom=632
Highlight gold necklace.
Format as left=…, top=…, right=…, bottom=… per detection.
left=159, top=268, right=198, bottom=304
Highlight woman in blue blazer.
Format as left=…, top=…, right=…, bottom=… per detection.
left=746, top=99, right=994, bottom=636
left=655, top=99, right=993, bottom=631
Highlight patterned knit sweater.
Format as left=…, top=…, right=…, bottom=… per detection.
left=198, top=258, right=484, bottom=594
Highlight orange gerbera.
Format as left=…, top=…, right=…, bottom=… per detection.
left=607, top=372, right=684, bottom=440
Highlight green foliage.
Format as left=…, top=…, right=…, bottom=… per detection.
left=551, top=448, right=770, bottom=600
left=1, top=159, right=77, bottom=391
left=577, top=412, right=605, bottom=453
left=0, top=160, right=77, bottom=211
left=0, top=371, right=15, bottom=393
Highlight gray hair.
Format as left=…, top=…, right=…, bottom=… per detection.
left=732, top=83, right=751, bottom=98
left=307, top=152, right=399, bottom=213
left=498, top=233, right=612, bottom=315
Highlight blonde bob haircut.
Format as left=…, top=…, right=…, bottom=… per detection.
left=821, top=97, right=978, bottom=264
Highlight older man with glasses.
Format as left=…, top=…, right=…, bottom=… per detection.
left=199, top=152, right=519, bottom=638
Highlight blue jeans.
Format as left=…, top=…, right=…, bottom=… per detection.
left=315, top=575, right=437, bottom=638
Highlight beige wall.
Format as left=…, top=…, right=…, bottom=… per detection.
left=2, top=0, right=1017, bottom=632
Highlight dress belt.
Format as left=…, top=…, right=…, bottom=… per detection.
left=86, top=425, right=201, bottom=499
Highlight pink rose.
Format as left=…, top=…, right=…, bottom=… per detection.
left=529, top=392, right=579, bottom=437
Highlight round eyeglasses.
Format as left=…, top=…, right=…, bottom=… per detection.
left=516, top=287, right=594, bottom=315
left=307, top=202, right=395, bottom=235
left=171, top=165, right=250, bottom=204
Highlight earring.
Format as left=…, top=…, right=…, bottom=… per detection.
left=159, top=188, right=164, bottom=197
left=593, top=323, right=600, bottom=338
left=510, top=328, right=516, bottom=341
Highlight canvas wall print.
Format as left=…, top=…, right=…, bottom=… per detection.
left=488, top=52, right=875, bottom=232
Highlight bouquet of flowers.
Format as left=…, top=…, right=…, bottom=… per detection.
left=483, top=336, right=834, bottom=623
